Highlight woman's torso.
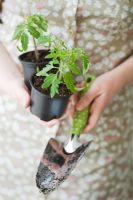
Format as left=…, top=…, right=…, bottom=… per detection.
left=1, top=0, right=133, bottom=74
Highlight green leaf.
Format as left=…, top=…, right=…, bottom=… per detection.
left=34, top=18, right=47, bottom=32
left=69, top=63, right=81, bottom=75
left=21, top=33, right=29, bottom=51
left=38, top=14, right=47, bottom=25
left=45, top=53, right=54, bottom=59
left=13, top=22, right=26, bottom=40
left=42, top=74, right=61, bottom=97
left=28, top=14, right=47, bottom=32
left=36, top=65, right=53, bottom=76
left=42, top=74, right=56, bottom=89
left=63, top=72, right=76, bottom=93
left=49, top=59, right=59, bottom=65
left=37, top=36, right=50, bottom=45
left=51, top=79, right=60, bottom=97
left=81, top=52, right=90, bottom=74
left=46, top=49, right=59, bottom=60
left=27, top=25, right=40, bottom=38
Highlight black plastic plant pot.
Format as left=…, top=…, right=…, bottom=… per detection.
left=30, top=78, right=71, bottom=121
left=19, top=49, right=50, bottom=90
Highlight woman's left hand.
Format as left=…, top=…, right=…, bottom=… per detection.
left=42, top=55, right=133, bottom=129
left=75, top=68, right=125, bottom=132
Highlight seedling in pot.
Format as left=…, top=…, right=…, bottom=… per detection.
left=13, top=14, right=52, bottom=89
left=36, top=39, right=91, bottom=97
left=30, top=38, right=91, bottom=121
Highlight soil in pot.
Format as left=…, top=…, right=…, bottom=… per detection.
left=30, top=75, right=72, bottom=121
left=33, top=75, right=71, bottom=97
left=20, top=50, right=50, bottom=63
left=19, top=49, right=51, bottom=90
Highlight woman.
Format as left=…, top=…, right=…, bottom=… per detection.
left=0, top=0, right=133, bottom=200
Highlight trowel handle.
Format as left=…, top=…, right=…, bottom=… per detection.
left=71, top=75, right=95, bottom=136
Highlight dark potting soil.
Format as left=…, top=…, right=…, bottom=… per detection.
left=22, top=51, right=50, bottom=63
left=33, top=75, right=72, bottom=97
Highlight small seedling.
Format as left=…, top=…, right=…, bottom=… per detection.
left=36, top=39, right=91, bottom=97
left=13, top=14, right=50, bottom=61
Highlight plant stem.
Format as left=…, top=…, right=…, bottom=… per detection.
left=59, top=72, right=63, bottom=81
left=32, top=37, right=39, bottom=61
left=58, top=60, right=63, bottom=81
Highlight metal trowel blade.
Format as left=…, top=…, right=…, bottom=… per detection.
left=36, top=138, right=91, bottom=195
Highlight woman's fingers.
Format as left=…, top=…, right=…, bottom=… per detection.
left=9, top=76, right=30, bottom=109
left=70, top=93, right=79, bottom=106
left=20, top=87, right=30, bottom=108
left=83, top=95, right=105, bottom=132
left=15, top=82, right=30, bottom=108
left=60, top=102, right=73, bottom=119
left=26, top=94, right=78, bottom=127
left=40, top=119, right=60, bottom=126
left=26, top=108, right=60, bottom=127
left=76, top=86, right=98, bottom=111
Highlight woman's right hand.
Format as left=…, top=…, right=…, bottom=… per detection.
left=0, top=43, right=61, bottom=126
left=0, top=75, right=30, bottom=108
left=0, top=43, right=30, bottom=108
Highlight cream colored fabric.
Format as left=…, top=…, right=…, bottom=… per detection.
left=0, top=1, right=133, bottom=200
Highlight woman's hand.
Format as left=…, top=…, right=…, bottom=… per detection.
left=65, top=56, right=133, bottom=133
left=0, top=43, right=30, bottom=108
left=7, top=77, right=30, bottom=108
left=0, top=43, right=61, bottom=126
left=75, top=69, right=125, bottom=132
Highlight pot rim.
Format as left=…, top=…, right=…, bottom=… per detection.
left=18, top=49, right=50, bottom=65
left=30, top=75, right=72, bottom=99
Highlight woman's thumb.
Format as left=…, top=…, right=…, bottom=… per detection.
left=76, top=87, right=97, bottom=111
left=16, top=84, right=30, bottom=108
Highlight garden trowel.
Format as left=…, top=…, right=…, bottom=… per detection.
left=36, top=76, right=95, bottom=195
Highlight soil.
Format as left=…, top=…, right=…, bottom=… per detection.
left=33, top=75, right=72, bottom=97
left=22, top=50, right=50, bottom=63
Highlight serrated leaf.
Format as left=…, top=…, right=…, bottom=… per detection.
left=42, top=74, right=61, bottom=97
left=38, top=14, right=47, bottom=24
left=69, top=63, right=81, bottom=75
left=45, top=51, right=58, bottom=60
left=34, top=19, right=47, bottom=31
left=30, top=14, right=48, bottom=32
left=42, top=74, right=56, bottom=89
left=49, top=59, right=59, bottom=65
left=13, top=22, right=25, bottom=40
left=50, top=79, right=60, bottom=97
left=84, top=62, right=90, bottom=73
left=27, top=25, right=40, bottom=38
left=36, top=65, right=53, bottom=76
left=81, top=52, right=90, bottom=74
left=21, top=32, right=28, bottom=51
left=45, top=53, right=53, bottom=59
left=63, top=72, right=75, bottom=93
left=37, top=36, right=50, bottom=44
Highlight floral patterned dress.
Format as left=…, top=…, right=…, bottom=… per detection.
left=0, top=0, right=133, bottom=200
